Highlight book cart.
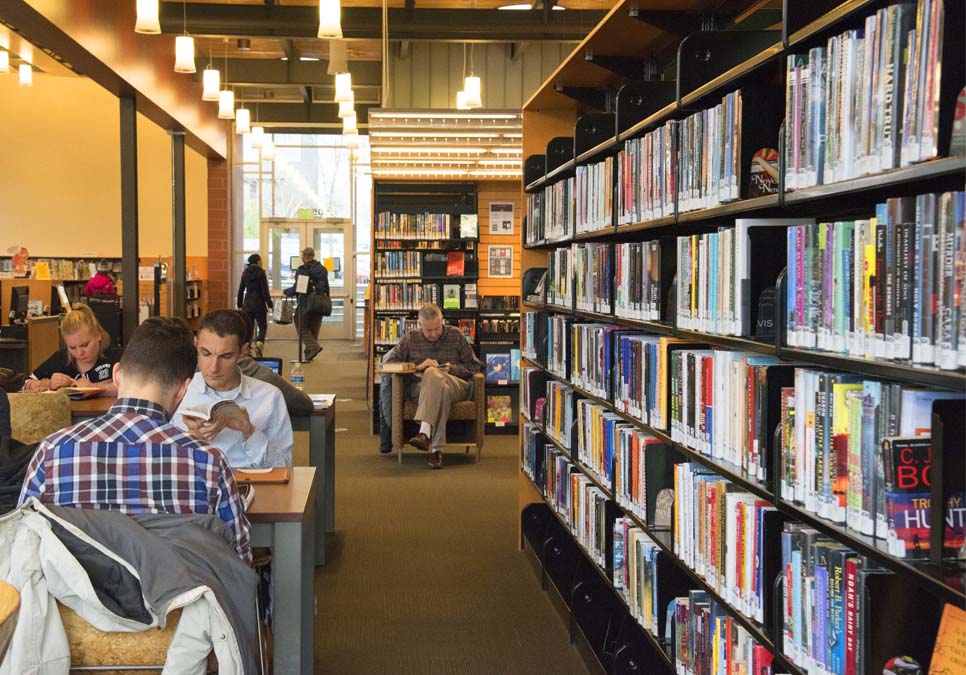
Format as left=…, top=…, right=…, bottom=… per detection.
left=518, top=2, right=965, bottom=674
left=368, top=181, right=481, bottom=432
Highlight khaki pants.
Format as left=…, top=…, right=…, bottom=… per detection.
left=296, top=309, right=322, bottom=357
left=382, top=368, right=472, bottom=449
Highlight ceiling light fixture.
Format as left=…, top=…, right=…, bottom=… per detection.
left=456, top=90, right=470, bottom=110
left=345, top=134, right=360, bottom=149
left=338, top=100, right=355, bottom=118
left=261, top=136, right=276, bottom=161
left=18, top=63, right=31, bottom=86
left=235, top=107, right=251, bottom=134
left=463, top=42, right=482, bottom=108
left=202, top=67, right=220, bottom=100
left=173, top=3, right=195, bottom=73
left=237, top=38, right=251, bottom=51
left=318, top=0, right=343, bottom=39
left=343, top=113, right=358, bottom=134
left=0, top=51, right=8, bottom=74
left=250, top=125, right=265, bottom=148
left=135, top=0, right=162, bottom=34
left=218, top=90, right=235, bottom=119
left=334, top=71, right=352, bottom=102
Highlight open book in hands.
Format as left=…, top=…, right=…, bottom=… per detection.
left=180, top=399, right=249, bottom=425
left=58, top=387, right=103, bottom=400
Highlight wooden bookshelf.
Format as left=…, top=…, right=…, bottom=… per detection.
left=520, top=1, right=965, bottom=674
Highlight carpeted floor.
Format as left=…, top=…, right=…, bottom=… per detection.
left=264, top=331, right=590, bottom=675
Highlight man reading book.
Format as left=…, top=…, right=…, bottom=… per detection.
left=18, top=317, right=252, bottom=564
left=174, top=310, right=293, bottom=468
left=379, top=303, right=482, bottom=468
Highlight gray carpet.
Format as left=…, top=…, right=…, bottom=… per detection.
left=264, top=332, right=591, bottom=675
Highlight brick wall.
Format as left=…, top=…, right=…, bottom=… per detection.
left=207, top=158, right=229, bottom=309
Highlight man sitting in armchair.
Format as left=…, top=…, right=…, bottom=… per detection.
left=379, top=303, right=482, bottom=469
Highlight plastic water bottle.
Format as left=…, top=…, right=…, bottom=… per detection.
left=291, top=361, right=305, bottom=391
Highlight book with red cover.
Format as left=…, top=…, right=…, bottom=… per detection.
left=446, top=251, right=465, bottom=276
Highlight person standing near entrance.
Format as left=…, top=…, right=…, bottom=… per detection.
left=236, top=254, right=273, bottom=358
left=284, top=247, right=329, bottom=362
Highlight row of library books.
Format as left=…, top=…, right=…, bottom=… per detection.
left=677, top=89, right=743, bottom=214
left=373, top=250, right=474, bottom=279
left=374, top=212, right=453, bottom=240
left=616, top=240, right=665, bottom=322
left=784, top=0, right=947, bottom=190
left=617, top=124, right=675, bottom=226
left=785, top=191, right=965, bottom=370
left=372, top=281, right=479, bottom=311
left=575, top=157, right=613, bottom=234
left=524, top=313, right=965, bottom=561
left=479, top=318, right=519, bottom=334
left=374, top=316, right=479, bottom=345
left=526, top=178, right=574, bottom=243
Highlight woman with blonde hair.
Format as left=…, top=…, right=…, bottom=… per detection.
left=23, top=303, right=121, bottom=397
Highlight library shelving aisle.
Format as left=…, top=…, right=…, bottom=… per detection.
left=518, top=2, right=966, bottom=674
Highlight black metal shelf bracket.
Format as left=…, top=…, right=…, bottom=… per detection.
left=553, top=85, right=607, bottom=112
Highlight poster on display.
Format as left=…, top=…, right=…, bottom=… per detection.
left=488, top=202, right=514, bottom=235
left=488, top=245, right=513, bottom=278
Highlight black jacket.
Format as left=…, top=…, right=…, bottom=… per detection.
left=236, top=264, right=273, bottom=312
left=284, top=259, right=329, bottom=297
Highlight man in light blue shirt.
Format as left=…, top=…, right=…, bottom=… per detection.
left=174, top=310, right=293, bottom=468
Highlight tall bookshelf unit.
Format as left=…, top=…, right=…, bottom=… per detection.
left=368, top=181, right=481, bottom=432
left=519, top=2, right=965, bottom=674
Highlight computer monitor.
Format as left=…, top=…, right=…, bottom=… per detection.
left=50, top=285, right=70, bottom=315
left=10, top=286, right=29, bottom=322
left=255, top=357, right=283, bottom=375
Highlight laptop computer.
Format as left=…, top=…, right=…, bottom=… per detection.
left=254, top=357, right=283, bottom=375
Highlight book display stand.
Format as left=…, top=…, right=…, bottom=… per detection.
left=518, top=2, right=965, bottom=674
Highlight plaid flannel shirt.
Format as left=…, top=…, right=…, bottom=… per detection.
left=384, top=325, right=482, bottom=381
left=19, top=398, right=252, bottom=564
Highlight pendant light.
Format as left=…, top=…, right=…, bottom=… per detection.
left=261, top=136, right=276, bottom=161
left=318, top=0, right=343, bottom=39
left=135, top=0, right=161, bottom=34
left=456, top=90, right=470, bottom=110
left=202, top=41, right=220, bottom=101
left=218, top=89, right=235, bottom=119
left=334, top=72, right=352, bottom=103
left=251, top=125, right=265, bottom=148
left=463, top=44, right=482, bottom=108
left=174, top=36, right=196, bottom=73
left=343, top=112, right=358, bottom=134
left=338, top=99, right=354, bottom=118
left=0, top=51, right=9, bottom=75
left=173, top=4, right=195, bottom=73
left=18, top=64, right=32, bottom=86
left=235, top=107, right=251, bottom=134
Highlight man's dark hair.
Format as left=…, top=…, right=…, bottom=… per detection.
left=235, top=310, right=255, bottom=345
left=199, top=309, right=249, bottom=351
left=120, top=317, right=197, bottom=388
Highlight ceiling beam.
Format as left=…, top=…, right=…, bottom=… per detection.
left=210, top=59, right=381, bottom=88
left=281, top=39, right=312, bottom=105
left=159, top=3, right=605, bottom=42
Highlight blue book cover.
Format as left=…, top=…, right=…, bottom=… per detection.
left=792, top=547, right=803, bottom=661
left=813, top=544, right=830, bottom=673
left=485, top=353, right=511, bottom=383
left=827, top=547, right=851, bottom=675
left=509, top=349, right=520, bottom=383
left=788, top=226, right=798, bottom=335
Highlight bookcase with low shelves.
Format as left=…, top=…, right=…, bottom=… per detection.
left=368, top=181, right=482, bottom=433
left=519, top=2, right=965, bottom=674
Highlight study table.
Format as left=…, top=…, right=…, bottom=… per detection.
left=247, top=466, right=317, bottom=675
left=71, top=395, right=337, bottom=565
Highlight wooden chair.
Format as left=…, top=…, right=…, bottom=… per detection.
left=390, top=372, right=485, bottom=463
left=8, top=392, right=72, bottom=444
left=0, top=580, right=19, bottom=664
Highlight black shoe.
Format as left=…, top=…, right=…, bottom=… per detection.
left=304, top=346, right=322, bottom=362
left=379, top=445, right=393, bottom=455
left=407, top=433, right=430, bottom=452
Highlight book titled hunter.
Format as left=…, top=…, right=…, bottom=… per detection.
left=883, top=436, right=966, bottom=558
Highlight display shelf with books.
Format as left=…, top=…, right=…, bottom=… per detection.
left=520, top=3, right=965, bottom=672
left=480, top=308, right=521, bottom=434
left=368, top=181, right=482, bottom=433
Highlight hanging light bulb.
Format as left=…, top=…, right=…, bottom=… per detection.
left=318, top=0, right=343, bottom=39
left=334, top=72, right=352, bottom=102
left=0, top=51, right=9, bottom=75
left=456, top=90, right=469, bottom=110
left=250, top=125, right=265, bottom=148
left=135, top=0, right=161, bottom=34
left=261, top=137, right=276, bottom=161
left=463, top=75, right=482, bottom=108
left=338, top=100, right=355, bottom=118
left=218, top=89, right=235, bottom=119
left=18, top=64, right=32, bottom=86
left=235, top=107, right=251, bottom=134
left=174, top=35, right=196, bottom=73
left=345, top=134, right=360, bottom=149
left=342, top=112, right=358, bottom=134
left=202, top=67, right=220, bottom=101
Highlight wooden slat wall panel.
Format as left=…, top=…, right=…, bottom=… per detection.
left=477, top=181, right=523, bottom=298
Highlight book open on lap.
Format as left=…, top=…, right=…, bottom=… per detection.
left=180, top=399, right=248, bottom=425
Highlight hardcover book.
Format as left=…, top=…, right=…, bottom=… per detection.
left=442, top=284, right=461, bottom=309
left=486, top=353, right=511, bottom=384
left=486, top=395, right=512, bottom=424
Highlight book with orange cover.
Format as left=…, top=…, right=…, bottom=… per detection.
left=235, top=467, right=291, bottom=484
left=930, top=603, right=966, bottom=675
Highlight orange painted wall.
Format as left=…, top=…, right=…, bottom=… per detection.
left=477, top=180, right=523, bottom=299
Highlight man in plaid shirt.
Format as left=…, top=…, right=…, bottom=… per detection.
left=380, top=303, right=482, bottom=469
left=19, top=317, right=252, bottom=564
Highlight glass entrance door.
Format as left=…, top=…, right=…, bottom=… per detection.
left=264, top=218, right=355, bottom=340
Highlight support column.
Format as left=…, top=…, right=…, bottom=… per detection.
left=119, top=96, right=140, bottom=342
left=207, top=158, right=230, bottom=310
left=171, top=131, right=187, bottom=319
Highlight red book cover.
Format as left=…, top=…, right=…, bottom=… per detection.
left=844, top=557, right=858, bottom=675
left=446, top=251, right=465, bottom=276
left=753, top=645, right=773, bottom=675
left=703, top=355, right=713, bottom=448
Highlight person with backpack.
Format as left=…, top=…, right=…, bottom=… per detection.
left=284, top=247, right=329, bottom=362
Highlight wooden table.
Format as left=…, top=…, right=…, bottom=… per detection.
left=291, top=399, right=336, bottom=565
left=72, top=396, right=338, bottom=566
left=248, top=467, right=317, bottom=675
left=376, top=368, right=416, bottom=464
